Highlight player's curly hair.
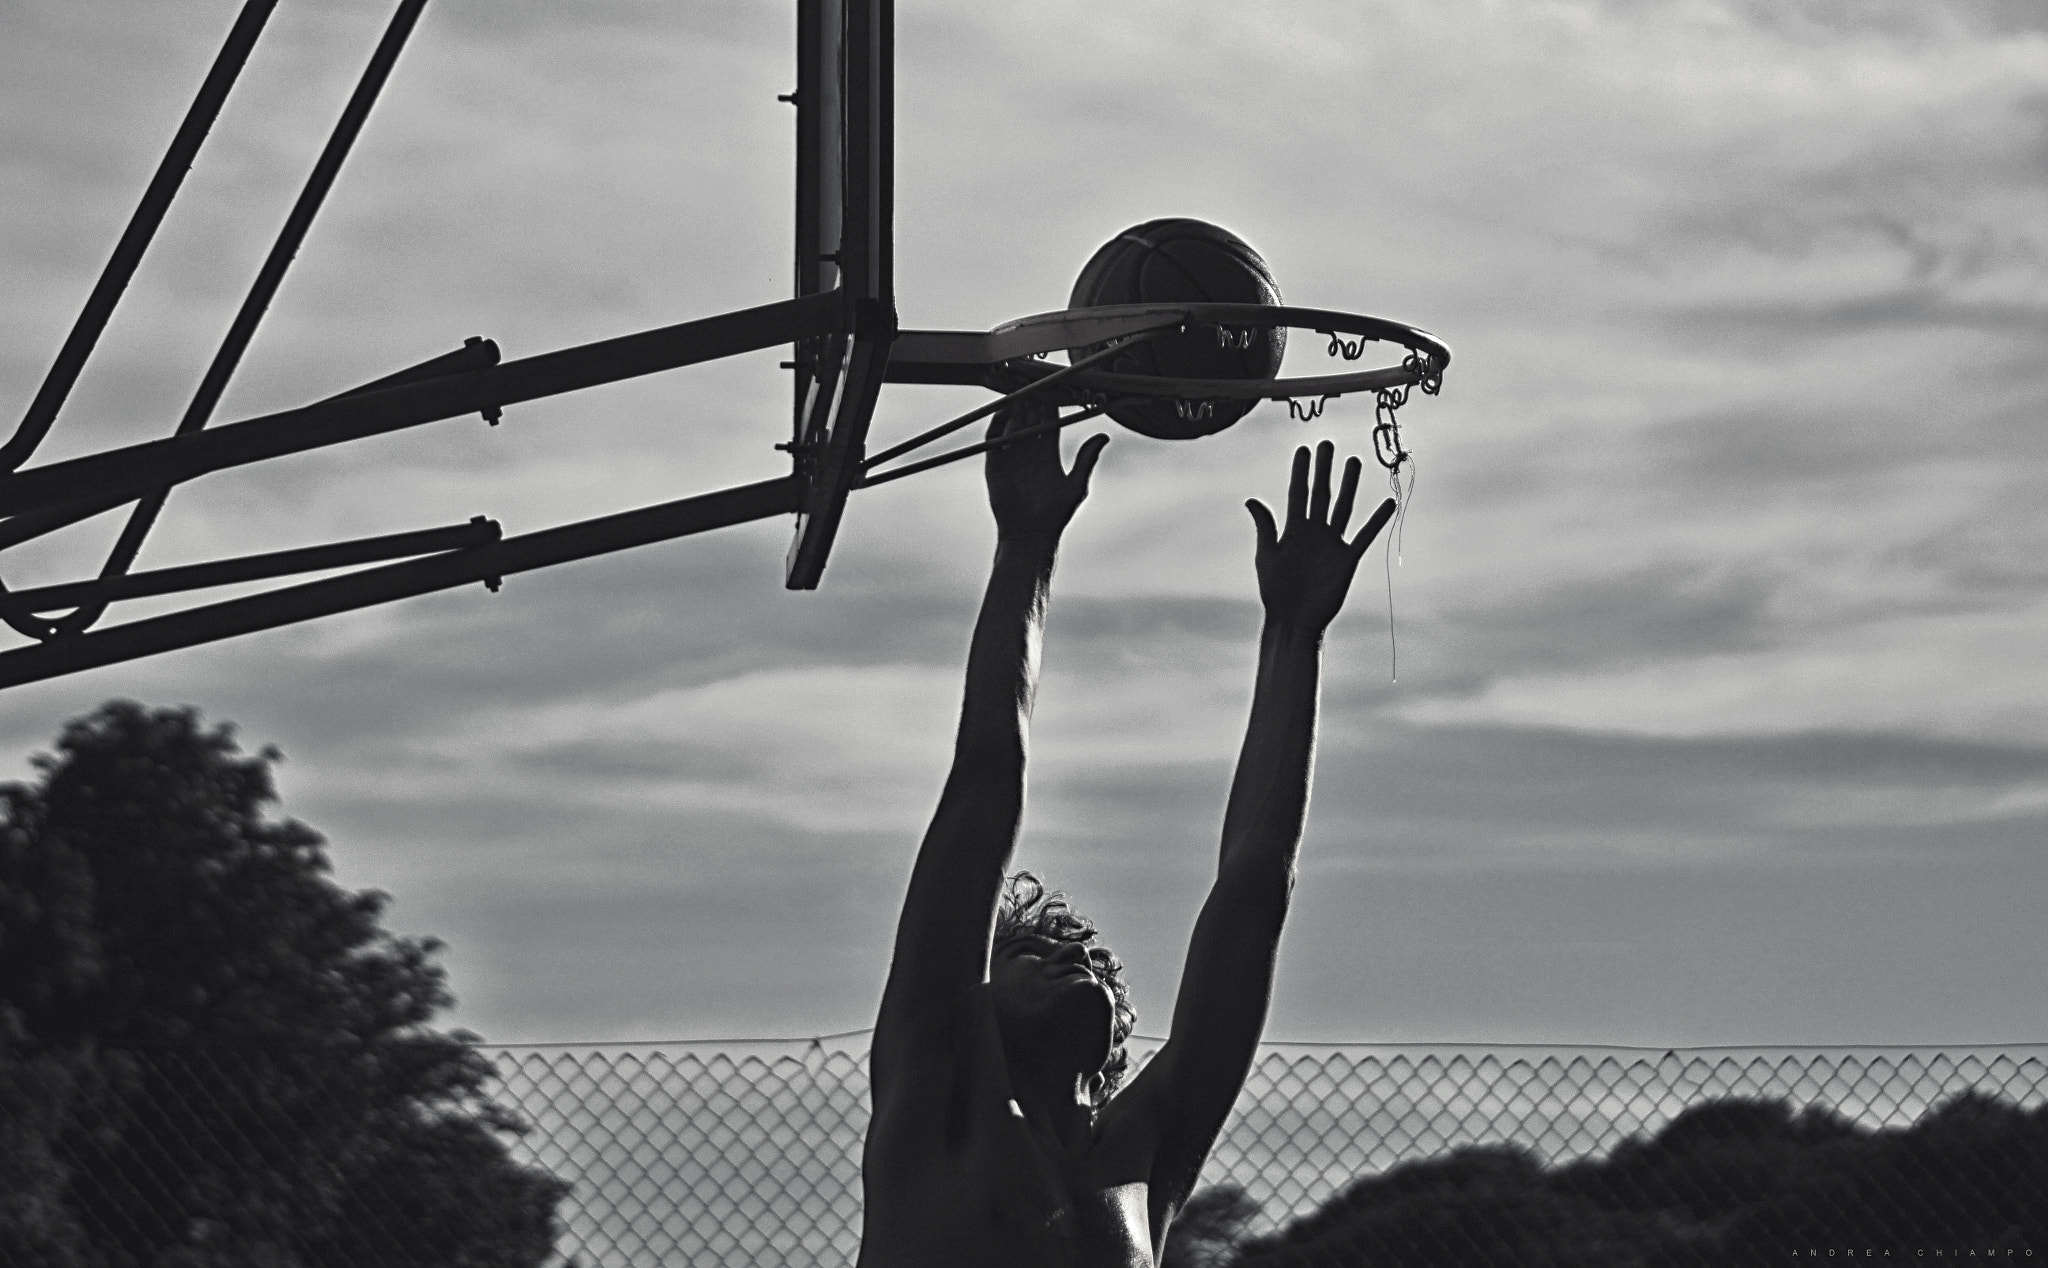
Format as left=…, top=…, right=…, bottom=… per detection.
left=993, top=871, right=1137, bottom=1107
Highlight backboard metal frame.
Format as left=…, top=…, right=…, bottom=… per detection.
left=0, top=0, right=1445, bottom=690
left=785, top=0, right=894, bottom=590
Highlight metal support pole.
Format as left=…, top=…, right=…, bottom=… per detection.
left=8, top=519, right=501, bottom=612
left=321, top=337, right=501, bottom=403
left=0, top=291, right=845, bottom=520
left=67, top=0, right=433, bottom=635
left=859, top=404, right=1106, bottom=489
left=0, top=492, right=137, bottom=553
left=0, top=0, right=280, bottom=474
left=860, top=325, right=1173, bottom=471
left=0, top=477, right=799, bottom=690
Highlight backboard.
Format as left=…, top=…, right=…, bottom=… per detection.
left=784, top=0, right=894, bottom=590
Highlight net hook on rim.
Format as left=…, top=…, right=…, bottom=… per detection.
left=1287, top=395, right=1336, bottom=423
left=1321, top=330, right=1369, bottom=361
left=1403, top=349, right=1445, bottom=397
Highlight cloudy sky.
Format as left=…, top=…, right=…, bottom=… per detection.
left=1, top=0, right=2044, bottom=1049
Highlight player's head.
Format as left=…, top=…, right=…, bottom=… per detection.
left=989, top=872, right=1136, bottom=1108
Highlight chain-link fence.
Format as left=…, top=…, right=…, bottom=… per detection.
left=479, top=1039, right=2048, bottom=1266
left=22, top=1039, right=2045, bottom=1266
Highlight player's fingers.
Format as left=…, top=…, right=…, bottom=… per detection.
left=1331, top=456, right=1362, bottom=533
left=1309, top=441, right=1335, bottom=524
left=1070, top=432, right=1111, bottom=485
left=991, top=397, right=1049, bottom=437
left=1348, top=497, right=1399, bottom=560
left=1246, top=499, right=1278, bottom=552
left=1286, top=446, right=1310, bottom=524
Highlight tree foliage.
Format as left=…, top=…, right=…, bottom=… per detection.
left=1171, top=1089, right=2048, bottom=1267
left=0, top=701, right=567, bottom=1267
left=1162, top=1184, right=1264, bottom=1268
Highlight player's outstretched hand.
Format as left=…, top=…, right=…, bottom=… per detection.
left=1245, top=440, right=1396, bottom=635
left=985, top=400, right=1109, bottom=546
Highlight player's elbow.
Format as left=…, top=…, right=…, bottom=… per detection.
left=1213, top=851, right=1295, bottom=920
left=948, top=719, right=1027, bottom=776
left=1218, top=824, right=1301, bottom=881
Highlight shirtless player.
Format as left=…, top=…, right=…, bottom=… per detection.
left=858, top=402, right=1394, bottom=1267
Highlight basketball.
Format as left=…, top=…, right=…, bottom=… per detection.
left=1068, top=218, right=1285, bottom=440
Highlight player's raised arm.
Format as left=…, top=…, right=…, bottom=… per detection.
left=870, top=404, right=1109, bottom=1078
left=1135, top=440, right=1395, bottom=1207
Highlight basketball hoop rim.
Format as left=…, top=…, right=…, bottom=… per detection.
left=985, top=302, right=1450, bottom=402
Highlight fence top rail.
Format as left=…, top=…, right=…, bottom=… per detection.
left=468, top=1033, right=2048, bottom=1057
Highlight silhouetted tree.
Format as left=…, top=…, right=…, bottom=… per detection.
left=1215, top=1091, right=2048, bottom=1266
left=1163, top=1183, right=1263, bottom=1268
left=1231, top=1143, right=1666, bottom=1268
left=0, top=751, right=101, bottom=1267
left=0, top=701, right=566, bottom=1267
